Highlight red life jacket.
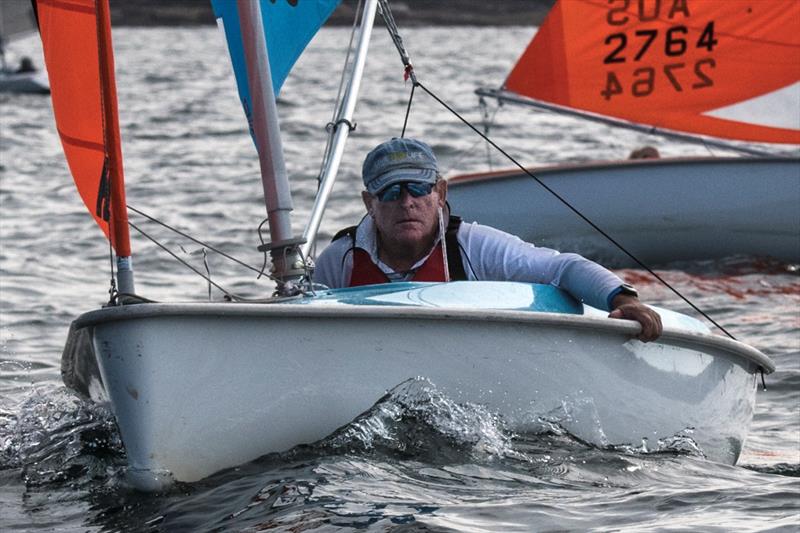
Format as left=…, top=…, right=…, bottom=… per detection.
left=332, top=215, right=467, bottom=287
left=349, top=246, right=448, bottom=286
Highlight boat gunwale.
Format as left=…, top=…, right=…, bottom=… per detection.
left=72, top=301, right=775, bottom=373
left=445, top=156, right=800, bottom=185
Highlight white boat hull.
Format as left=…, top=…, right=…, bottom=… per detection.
left=62, top=282, right=773, bottom=491
left=447, top=157, right=800, bottom=266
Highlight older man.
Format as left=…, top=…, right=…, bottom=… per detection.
left=314, top=138, right=662, bottom=341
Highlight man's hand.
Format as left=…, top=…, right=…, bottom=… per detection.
left=609, top=294, right=663, bottom=342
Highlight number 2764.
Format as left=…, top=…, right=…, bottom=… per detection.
left=601, top=59, right=715, bottom=100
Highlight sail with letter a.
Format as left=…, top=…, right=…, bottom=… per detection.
left=503, top=0, right=800, bottom=145
left=34, top=0, right=131, bottom=256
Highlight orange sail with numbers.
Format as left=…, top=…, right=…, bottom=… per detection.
left=504, top=0, right=800, bottom=144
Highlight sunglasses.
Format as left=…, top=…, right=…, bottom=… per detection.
left=375, top=181, right=435, bottom=202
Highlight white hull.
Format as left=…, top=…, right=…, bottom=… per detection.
left=62, top=282, right=773, bottom=491
left=447, top=157, right=800, bottom=266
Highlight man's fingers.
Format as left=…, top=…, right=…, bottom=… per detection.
left=608, top=304, right=663, bottom=342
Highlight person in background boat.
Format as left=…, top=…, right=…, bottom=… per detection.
left=628, top=146, right=660, bottom=159
left=15, top=56, right=36, bottom=74
left=314, top=138, right=663, bottom=342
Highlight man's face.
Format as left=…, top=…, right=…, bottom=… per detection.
left=362, top=180, right=447, bottom=250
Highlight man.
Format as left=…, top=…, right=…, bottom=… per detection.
left=314, top=138, right=662, bottom=342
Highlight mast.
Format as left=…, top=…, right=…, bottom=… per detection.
left=301, top=0, right=379, bottom=260
left=237, top=0, right=304, bottom=291
left=97, top=0, right=134, bottom=294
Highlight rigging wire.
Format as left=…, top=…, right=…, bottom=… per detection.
left=105, top=229, right=118, bottom=304
left=414, top=80, right=736, bottom=340
left=256, top=218, right=271, bottom=280
left=479, top=96, right=500, bottom=171
left=128, top=220, right=235, bottom=299
left=444, top=96, right=502, bottom=175
left=126, top=206, right=316, bottom=300
left=378, top=0, right=417, bottom=85
left=127, top=204, right=270, bottom=279
left=400, top=82, right=415, bottom=138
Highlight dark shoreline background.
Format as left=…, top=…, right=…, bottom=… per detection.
left=110, top=0, right=554, bottom=27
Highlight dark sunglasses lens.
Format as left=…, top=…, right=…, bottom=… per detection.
left=377, top=182, right=434, bottom=202
left=377, top=183, right=402, bottom=202
left=406, top=182, right=433, bottom=197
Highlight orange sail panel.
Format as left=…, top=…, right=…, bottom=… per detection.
left=505, top=0, right=800, bottom=144
left=36, top=0, right=131, bottom=256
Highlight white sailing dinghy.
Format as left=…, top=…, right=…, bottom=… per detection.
left=38, top=0, right=774, bottom=492
left=447, top=0, right=800, bottom=266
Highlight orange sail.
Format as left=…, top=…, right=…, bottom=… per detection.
left=505, top=0, right=800, bottom=144
left=35, top=0, right=131, bottom=256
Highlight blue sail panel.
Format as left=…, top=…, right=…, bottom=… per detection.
left=211, top=0, right=341, bottom=100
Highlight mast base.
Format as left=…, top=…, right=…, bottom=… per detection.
left=258, top=237, right=309, bottom=295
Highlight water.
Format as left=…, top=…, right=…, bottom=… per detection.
left=1, top=26, right=799, bottom=532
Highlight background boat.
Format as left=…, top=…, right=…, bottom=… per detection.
left=0, top=0, right=49, bottom=94
left=447, top=0, right=800, bottom=266
left=449, top=156, right=800, bottom=267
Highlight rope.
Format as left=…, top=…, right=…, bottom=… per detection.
left=378, top=0, right=417, bottom=84
left=400, top=82, right=415, bottom=138
left=256, top=217, right=271, bottom=280
left=128, top=221, right=235, bottom=299
left=126, top=205, right=320, bottom=300
left=127, top=204, right=275, bottom=281
left=411, top=80, right=736, bottom=340
left=106, top=231, right=118, bottom=304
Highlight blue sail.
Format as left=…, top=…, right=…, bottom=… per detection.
left=211, top=0, right=341, bottom=99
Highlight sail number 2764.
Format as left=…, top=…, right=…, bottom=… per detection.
left=601, top=21, right=718, bottom=100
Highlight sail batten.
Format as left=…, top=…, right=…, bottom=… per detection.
left=505, top=0, right=800, bottom=145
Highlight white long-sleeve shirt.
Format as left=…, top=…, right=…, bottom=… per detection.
left=314, top=216, right=626, bottom=311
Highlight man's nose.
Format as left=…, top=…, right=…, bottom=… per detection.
left=398, top=186, right=415, bottom=206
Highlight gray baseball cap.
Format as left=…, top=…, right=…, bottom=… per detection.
left=362, top=138, right=438, bottom=195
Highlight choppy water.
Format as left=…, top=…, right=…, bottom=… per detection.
left=1, top=26, right=799, bottom=532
